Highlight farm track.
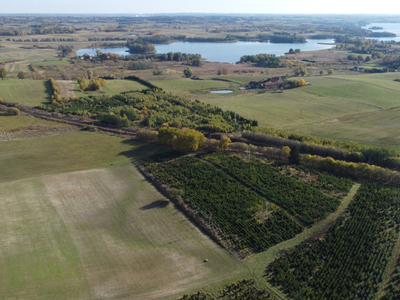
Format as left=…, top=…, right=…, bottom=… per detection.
left=198, top=157, right=307, bottom=228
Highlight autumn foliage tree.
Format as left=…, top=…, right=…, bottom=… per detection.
left=158, top=127, right=205, bottom=152
left=219, top=135, right=231, bottom=149
left=172, top=128, right=206, bottom=152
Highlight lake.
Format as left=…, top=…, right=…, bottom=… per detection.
left=362, top=23, right=400, bottom=42
left=76, top=39, right=335, bottom=64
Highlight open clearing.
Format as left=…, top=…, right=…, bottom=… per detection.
left=56, top=80, right=76, bottom=98
left=0, top=78, right=50, bottom=106
left=0, top=130, right=163, bottom=183
left=73, top=79, right=148, bottom=98
left=0, top=164, right=244, bottom=300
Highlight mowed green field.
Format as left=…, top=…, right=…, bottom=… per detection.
left=73, top=79, right=148, bottom=98
left=0, top=129, right=244, bottom=299
left=0, top=115, right=67, bottom=131
left=196, top=72, right=400, bottom=147
left=0, top=78, right=49, bottom=106
left=152, top=77, right=240, bottom=98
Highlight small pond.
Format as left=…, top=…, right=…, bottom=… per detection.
left=210, top=90, right=234, bottom=94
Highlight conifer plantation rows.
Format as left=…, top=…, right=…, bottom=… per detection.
left=266, top=182, right=400, bottom=300
left=144, top=156, right=302, bottom=252
left=143, top=153, right=354, bottom=253
left=200, top=153, right=352, bottom=225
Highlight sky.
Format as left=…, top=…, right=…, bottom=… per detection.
left=2, top=0, right=400, bottom=15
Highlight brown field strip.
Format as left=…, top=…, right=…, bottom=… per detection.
left=56, top=80, right=76, bottom=99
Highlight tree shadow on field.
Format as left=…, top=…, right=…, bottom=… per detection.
left=118, top=139, right=168, bottom=161
left=140, top=200, right=169, bottom=210
left=43, top=80, right=53, bottom=102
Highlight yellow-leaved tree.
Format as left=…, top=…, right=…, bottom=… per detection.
left=219, top=135, right=231, bottom=149
left=172, top=128, right=206, bottom=152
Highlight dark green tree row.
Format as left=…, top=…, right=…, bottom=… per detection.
left=179, top=279, right=274, bottom=300
left=266, top=181, right=400, bottom=300
left=200, top=152, right=341, bottom=225
left=239, top=54, right=281, bottom=68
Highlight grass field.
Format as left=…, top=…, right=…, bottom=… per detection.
left=0, top=164, right=244, bottom=300
left=0, top=78, right=49, bottom=106
left=0, top=115, right=67, bottom=131
left=152, top=77, right=240, bottom=97
left=0, top=131, right=163, bottom=183
left=195, top=72, right=400, bottom=148
left=0, top=127, right=245, bottom=299
left=0, top=44, right=58, bottom=64
left=73, top=79, right=148, bottom=98
left=34, top=60, right=71, bottom=66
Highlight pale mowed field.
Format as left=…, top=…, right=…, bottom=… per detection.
left=0, top=129, right=243, bottom=299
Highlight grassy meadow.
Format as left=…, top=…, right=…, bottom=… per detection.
left=0, top=115, right=67, bottom=131
left=73, top=79, right=148, bottom=98
left=0, top=78, right=50, bottom=106
left=192, top=72, right=400, bottom=148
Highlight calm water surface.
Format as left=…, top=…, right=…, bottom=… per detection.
left=76, top=39, right=335, bottom=64
left=362, top=23, right=400, bottom=42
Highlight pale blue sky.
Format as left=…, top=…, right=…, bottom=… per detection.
left=2, top=0, right=399, bottom=14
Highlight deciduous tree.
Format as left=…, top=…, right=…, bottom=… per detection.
left=183, top=67, right=193, bottom=78
left=0, top=67, right=6, bottom=80
left=219, top=135, right=231, bottom=149
left=17, top=71, right=26, bottom=79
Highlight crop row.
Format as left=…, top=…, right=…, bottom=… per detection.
left=266, top=181, right=400, bottom=300
left=200, top=152, right=341, bottom=225
left=143, top=156, right=302, bottom=252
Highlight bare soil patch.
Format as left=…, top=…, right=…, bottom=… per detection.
left=56, top=80, right=76, bottom=98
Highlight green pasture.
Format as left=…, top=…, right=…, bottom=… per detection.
left=0, top=78, right=49, bottom=106
left=0, top=44, right=58, bottom=64
left=196, top=73, right=400, bottom=148
left=0, top=164, right=244, bottom=300
left=0, top=131, right=164, bottom=183
left=284, top=107, right=400, bottom=148
left=152, top=77, right=240, bottom=96
left=0, top=115, right=67, bottom=131
left=73, top=79, right=148, bottom=98
left=34, top=60, right=71, bottom=66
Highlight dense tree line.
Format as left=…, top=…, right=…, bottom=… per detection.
left=126, top=41, right=155, bottom=54
left=243, top=130, right=400, bottom=170
left=239, top=54, right=281, bottom=68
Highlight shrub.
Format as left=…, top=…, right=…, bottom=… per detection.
left=6, top=107, right=21, bottom=116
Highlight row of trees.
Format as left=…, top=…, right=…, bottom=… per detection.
left=77, top=77, right=106, bottom=91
